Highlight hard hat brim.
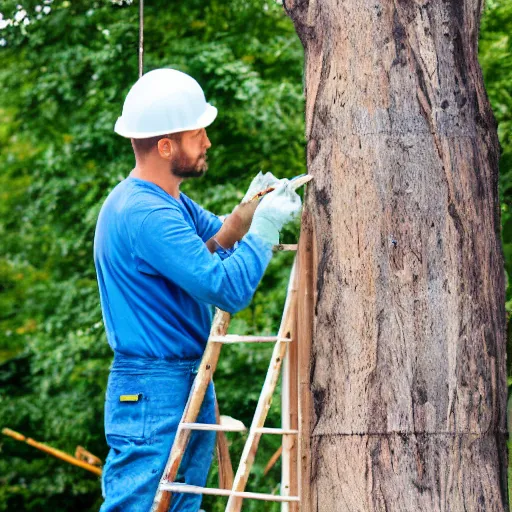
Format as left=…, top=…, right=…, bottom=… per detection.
left=114, top=103, right=218, bottom=139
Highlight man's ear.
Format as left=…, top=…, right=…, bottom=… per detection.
left=157, top=137, right=174, bottom=160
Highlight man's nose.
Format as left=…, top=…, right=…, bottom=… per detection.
left=204, top=131, right=212, bottom=149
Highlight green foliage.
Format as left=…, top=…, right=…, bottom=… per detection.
left=480, top=0, right=512, bottom=305
left=0, top=0, right=510, bottom=510
left=0, top=0, right=304, bottom=510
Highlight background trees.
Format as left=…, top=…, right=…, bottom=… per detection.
left=0, top=0, right=510, bottom=510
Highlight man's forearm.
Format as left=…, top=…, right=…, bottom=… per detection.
left=206, top=201, right=259, bottom=254
left=205, top=212, right=247, bottom=253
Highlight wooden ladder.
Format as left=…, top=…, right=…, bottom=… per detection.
left=152, top=246, right=300, bottom=512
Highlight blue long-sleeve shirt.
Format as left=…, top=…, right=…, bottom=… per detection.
left=93, top=176, right=273, bottom=360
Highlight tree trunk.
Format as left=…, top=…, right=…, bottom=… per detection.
left=284, top=1, right=508, bottom=510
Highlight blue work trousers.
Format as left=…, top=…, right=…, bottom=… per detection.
left=100, top=354, right=216, bottom=512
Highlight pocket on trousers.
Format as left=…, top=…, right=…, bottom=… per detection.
left=105, top=393, right=147, bottom=441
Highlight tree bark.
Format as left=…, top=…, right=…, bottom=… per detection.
left=285, top=0, right=508, bottom=510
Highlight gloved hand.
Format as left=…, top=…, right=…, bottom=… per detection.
left=219, top=171, right=282, bottom=246
left=248, top=179, right=302, bottom=245
left=242, top=171, right=282, bottom=203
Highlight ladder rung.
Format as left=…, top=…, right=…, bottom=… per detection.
left=160, top=483, right=300, bottom=502
left=181, top=423, right=246, bottom=433
left=252, top=427, right=298, bottom=435
left=208, top=335, right=292, bottom=344
left=273, top=244, right=297, bottom=251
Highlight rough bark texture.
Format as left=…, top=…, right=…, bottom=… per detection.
left=284, top=0, right=508, bottom=510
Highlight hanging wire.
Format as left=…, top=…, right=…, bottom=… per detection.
left=138, top=0, right=144, bottom=78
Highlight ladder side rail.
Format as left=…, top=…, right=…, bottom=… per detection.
left=226, top=259, right=298, bottom=512
left=281, top=286, right=299, bottom=512
left=297, top=216, right=317, bottom=510
left=215, top=398, right=234, bottom=490
left=152, top=309, right=231, bottom=512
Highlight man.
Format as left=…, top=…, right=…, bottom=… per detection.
left=94, top=68, right=301, bottom=511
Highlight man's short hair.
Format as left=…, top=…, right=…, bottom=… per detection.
left=131, top=132, right=183, bottom=157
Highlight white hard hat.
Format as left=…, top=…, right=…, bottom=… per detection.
left=114, top=68, right=218, bottom=138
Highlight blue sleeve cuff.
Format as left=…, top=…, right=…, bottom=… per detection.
left=241, top=232, right=274, bottom=260
left=215, top=232, right=273, bottom=265
left=215, top=242, right=237, bottom=260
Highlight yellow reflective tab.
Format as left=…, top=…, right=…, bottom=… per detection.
left=119, top=394, right=140, bottom=402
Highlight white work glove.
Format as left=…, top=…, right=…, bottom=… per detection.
left=242, top=171, right=282, bottom=203
left=248, top=179, right=302, bottom=245
left=213, top=172, right=286, bottom=250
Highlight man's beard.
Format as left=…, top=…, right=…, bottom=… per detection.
left=170, top=145, right=208, bottom=179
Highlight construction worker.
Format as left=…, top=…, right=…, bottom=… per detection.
left=94, top=68, right=302, bottom=511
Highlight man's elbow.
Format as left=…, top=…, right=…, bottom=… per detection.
left=217, top=291, right=253, bottom=315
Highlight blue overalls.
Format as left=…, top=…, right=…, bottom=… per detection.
left=94, top=176, right=272, bottom=511
left=100, top=355, right=216, bottom=511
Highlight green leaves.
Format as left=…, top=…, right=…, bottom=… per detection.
left=480, top=1, right=512, bottom=308
left=0, top=1, right=304, bottom=510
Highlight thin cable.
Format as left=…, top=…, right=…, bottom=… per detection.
left=138, top=0, right=144, bottom=78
